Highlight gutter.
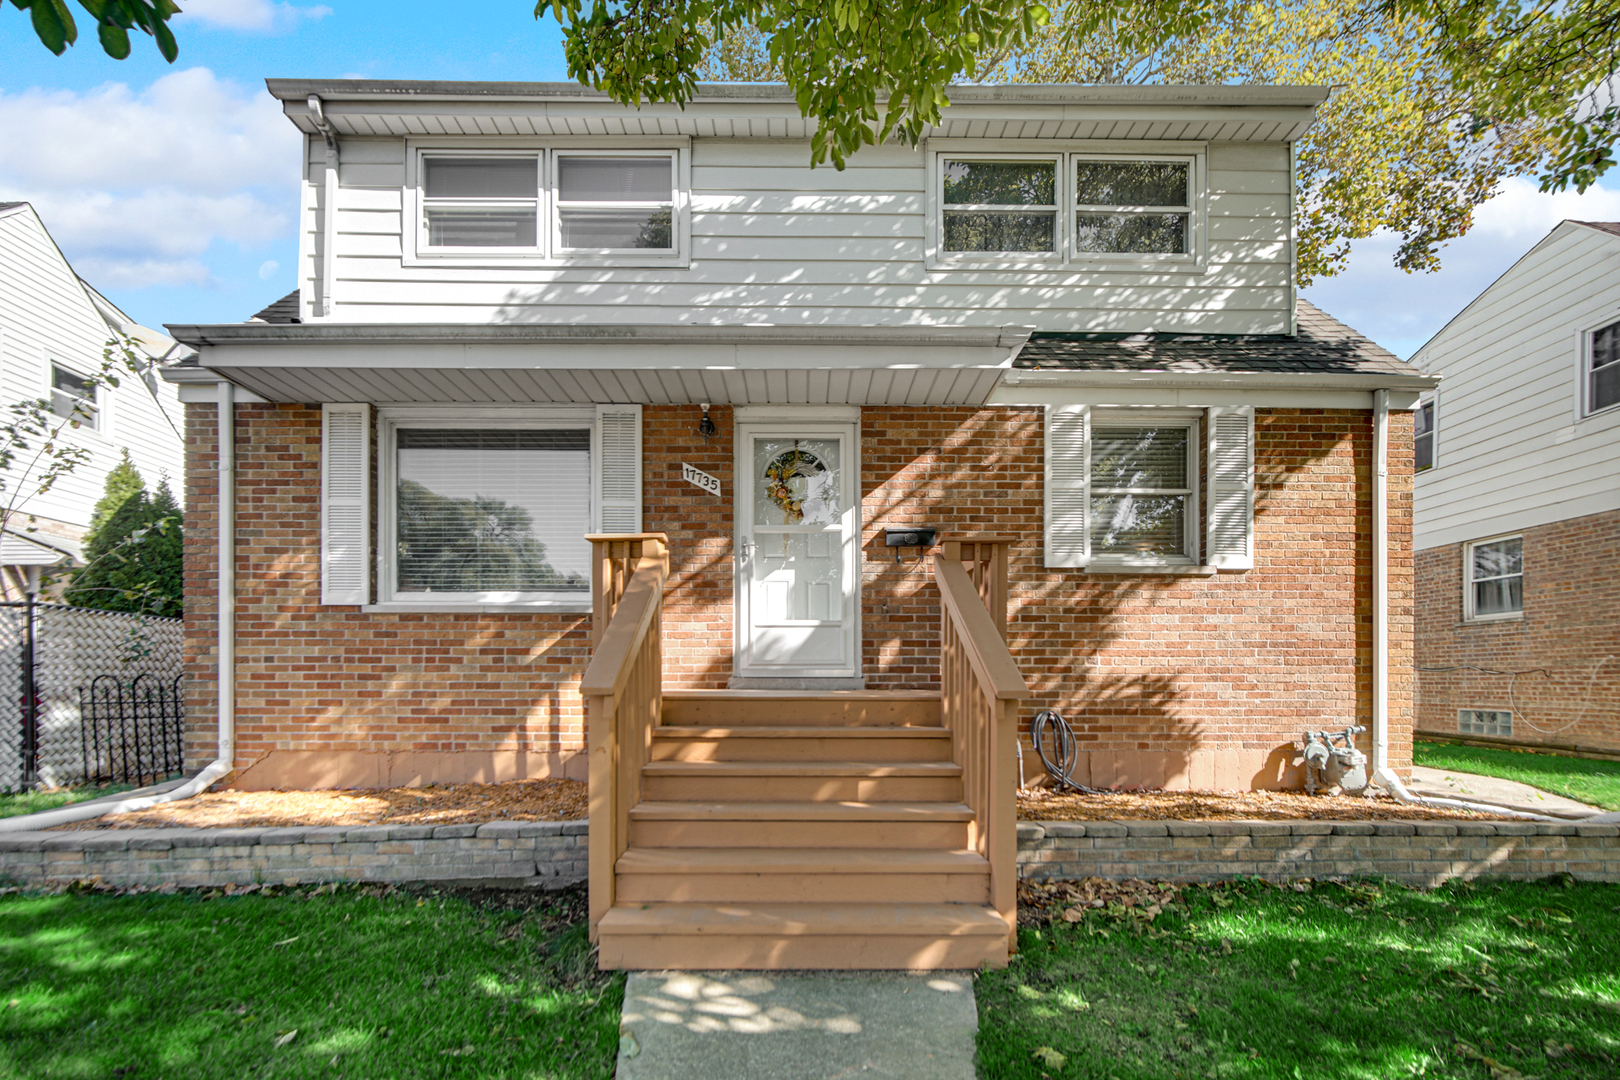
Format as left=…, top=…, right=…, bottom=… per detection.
left=1365, top=389, right=1556, bottom=822
left=0, top=384, right=236, bottom=833
left=307, top=95, right=340, bottom=319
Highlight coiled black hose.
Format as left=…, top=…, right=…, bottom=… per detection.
left=1030, top=708, right=1103, bottom=794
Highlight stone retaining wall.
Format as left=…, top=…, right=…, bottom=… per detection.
left=3, top=818, right=1617, bottom=893
left=1016, top=820, right=1620, bottom=886
left=0, top=821, right=586, bottom=890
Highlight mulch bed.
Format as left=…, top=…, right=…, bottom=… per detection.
left=1017, top=786, right=1518, bottom=821
left=53, top=778, right=587, bottom=830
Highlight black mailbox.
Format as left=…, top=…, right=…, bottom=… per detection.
left=884, top=526, right=939, bottom=562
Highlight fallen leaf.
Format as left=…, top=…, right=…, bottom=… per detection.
left=1062, top=907, right=1085, bottom=923
left=1544, top=1040, right=1572, bottom=1059
left=440, top=1045, right=476, bottom=1057
left=272, top=1030, right=297, bottom=1049
left=272, top=937, right=299, bottom=948
left=1032, top=1046, right=1067, bottom=1069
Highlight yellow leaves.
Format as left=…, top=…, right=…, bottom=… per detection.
left=1033, top=1045, right=1068, bottom=1069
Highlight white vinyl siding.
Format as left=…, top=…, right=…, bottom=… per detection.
left=0, top=206, right=185, bottom=533
left=1412, top=223, right=1620, bottom=550
left=304, top=137, right=1293, bottom=333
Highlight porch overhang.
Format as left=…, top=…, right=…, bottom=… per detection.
left=160, top=323, right=1031, bottom=406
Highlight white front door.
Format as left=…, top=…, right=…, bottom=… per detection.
left=734, top=421, right=860, bottom=679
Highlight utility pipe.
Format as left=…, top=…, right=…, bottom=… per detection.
left=1366, top=388, right=1556, bottom=822
left=0, top=384, right=235, bottom=832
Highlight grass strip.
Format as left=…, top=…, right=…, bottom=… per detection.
left=978, top=876, right=1620, bottom=1079
left=1415, top=740, right=1620, bottom=811
left=0, top=784, right=135, bottom=820
left=0, top=881, right=621, bottom=1079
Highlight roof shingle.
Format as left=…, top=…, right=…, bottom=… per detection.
left=250, top=291, right=302, bottom=324
left=1013, top=299, right=1419, bottom=378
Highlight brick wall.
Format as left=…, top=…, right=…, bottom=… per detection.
left=184, top=402, right=1413, bottom=791
left=1416, top=508, right=1620, bottom=751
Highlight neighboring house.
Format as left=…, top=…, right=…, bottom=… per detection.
left=1411, top=220, right=1620, bottom=754
left=164, top=81, right=1433, bottom=969
left=0, top=201, right=188, bottom=598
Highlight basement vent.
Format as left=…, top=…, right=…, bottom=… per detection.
left=1458, top=709, right=1512, bottom=738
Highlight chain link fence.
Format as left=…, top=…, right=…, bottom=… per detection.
left=0, top=601, right=185, bottom=793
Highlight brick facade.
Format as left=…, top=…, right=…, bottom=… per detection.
left=184, top=402, right=1414, bottom=790
left=1416, top=508, right=1620, bottom=752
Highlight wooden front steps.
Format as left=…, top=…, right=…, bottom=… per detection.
left=596, top=690, right=1008, bottom=971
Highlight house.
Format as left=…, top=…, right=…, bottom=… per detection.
left=163, top=81, right=1434, bottom=969
left=0, top=201, right=188, bottom=598
left=1411, top=220, right=1620, bottom=755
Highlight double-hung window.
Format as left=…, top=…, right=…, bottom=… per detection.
left=1464, top=535, right=1523, bottom=621
left=1587, top=319, right=1619, bottom=415
left=1414, top=398, right=1435, bottom=471
left=1090, top=423, right=1197, bottom=560
left=50, top=364, right=99, bottom=432
left=1074, top=157, right=1193, bottom=255
left=410, top=146, right=685, bottom=265
left=939, top=157, right=1058, bottom=255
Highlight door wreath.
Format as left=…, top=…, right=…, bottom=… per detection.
left=762, top=445, right=827, bottom=524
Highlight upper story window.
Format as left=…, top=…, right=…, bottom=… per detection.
left=1415, top=398, right=1435, bottom=471
left=50, top=364, right=99, bottom=432
left=1464, top=534, right=1523, bottom=621
left=1074, top=158, right=1191, bottom=255
left=1587, top=319, right=1619, bottom=416
left=422, top=155, right=540, bottom=248
left=941, top=158, right=1058, bottom=254
left=407, top=145, right=687, bottom=268
left=930, top=146, right=1204, bottom=271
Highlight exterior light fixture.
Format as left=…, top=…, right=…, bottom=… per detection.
left=698, top=402, right=716, bottom=441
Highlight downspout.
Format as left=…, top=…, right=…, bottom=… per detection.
left=308, top=94, right=339, bottom=319
left=1367, top=388, right=1555, bottom=821
left=0, top=384, right=235, bottom=832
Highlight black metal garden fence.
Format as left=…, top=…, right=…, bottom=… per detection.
left=79, top=673, right=186, bottom=787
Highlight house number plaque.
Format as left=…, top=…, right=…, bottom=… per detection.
left=681, top=462, right=722, bottom=497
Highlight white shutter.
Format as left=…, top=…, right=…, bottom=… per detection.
left=1044, top=405, right=1091, bottom=568
left=1206, top=406, right=1255, bottom=570
left=321, top=404, right=370, bottom=605
left=595, top=404, right=642, bottom=533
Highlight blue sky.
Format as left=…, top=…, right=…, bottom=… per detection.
left=2, top=1, right=1617, bottom=358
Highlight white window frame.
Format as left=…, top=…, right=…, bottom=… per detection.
left=1579, top=315, right=1620, bottom=419
left=47, top=359, right=108, bottom=439
left=1462, top=532, right=1524, bottom=623
left=552, top=148, right=680, bottom=258
left=375, top=406, right=601, bottom=609
left=416, top=149, right=544, bottom=258
left=925, top=140, right=1207, bottom=272
left=402, top=139, right=691, bottom=269
left=1071, top=152, right=1199, bottom=266
left=1414, top=392, right=1436, bottom=472
left=1087, top=408, right=1201, bottom=569
left=1458, top=708, right=1512, bottom=738
left=932, top=152, right=1064, bottom=267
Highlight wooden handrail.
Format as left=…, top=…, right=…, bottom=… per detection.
left=584, top=534, right=668, bottom=945
left=580, top=559, right=664, bottom=699
left=930, top=537, right=1029, bottom=960
left=932, top=556, right=1028, bottom=701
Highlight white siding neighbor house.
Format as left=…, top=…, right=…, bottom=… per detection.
left=0, top=202, right=188, bottom=597
left=1412, top=220, right=1620, bottom=753
left=165, top=82, right=1435, bottom=970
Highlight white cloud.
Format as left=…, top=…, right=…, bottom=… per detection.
left=0, top=68, right=299, bottom=291
left=177, top=0, right=332, bottom=33
left=257, top=259, right=280, bottom=280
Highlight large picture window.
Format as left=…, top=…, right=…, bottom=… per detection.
left=1464, top=535, right=1523, bottom=621
left=388, top=422, right=592, bottom=603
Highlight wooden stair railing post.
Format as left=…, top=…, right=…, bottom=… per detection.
left=583, top=534, right=669, bottom=942
left=932, top=536, right=1029, bottom=954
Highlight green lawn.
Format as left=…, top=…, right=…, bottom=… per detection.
left=1414, top=740, right=1620, bottom=811
left=0, top=784, right=135, bottom=820
left=0, top=882, right=622, bottom=1079
left=979, top=877, right=1620, bottom=1079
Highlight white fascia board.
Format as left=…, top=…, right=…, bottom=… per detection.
left=184, top=340, right=1021, bottom=373
left=990, top=385, right=1386, bottom=410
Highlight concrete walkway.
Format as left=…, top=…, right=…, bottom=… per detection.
left=615, top=971, right=979, bottom=1080
left=1408, top=765, right=1603, bottom=818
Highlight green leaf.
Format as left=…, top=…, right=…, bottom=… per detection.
left=98, top=19, right=130, bottom=58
